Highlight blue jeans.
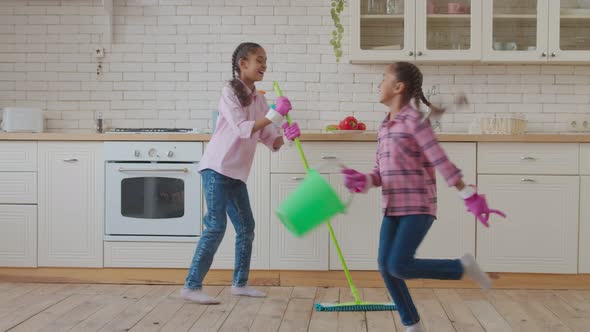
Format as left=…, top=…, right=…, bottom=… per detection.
left=378, top=214, right=464, bottom=326
left=185, top=169, right=255, bottom=289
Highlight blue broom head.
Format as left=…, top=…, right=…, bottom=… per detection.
left=314, top=302, right=397, bottom=312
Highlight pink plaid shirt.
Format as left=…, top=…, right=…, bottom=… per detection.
left=370, top=104, right=462, bottom=217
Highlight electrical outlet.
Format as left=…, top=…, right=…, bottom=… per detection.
left=94, top=47, right=105, bottom=58
left=566, top=116, right=590, bottom=132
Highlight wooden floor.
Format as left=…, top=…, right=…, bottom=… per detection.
left=1, top=283, right=590, bottom=331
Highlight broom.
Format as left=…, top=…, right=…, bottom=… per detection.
left=273, top=82, right=396, bottom=312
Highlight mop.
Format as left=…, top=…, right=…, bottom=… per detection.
left=274, top=82, right=396, bottom=312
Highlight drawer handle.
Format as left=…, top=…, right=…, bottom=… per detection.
left=321, top=156, right=337, bottom=160
left=520, top=156, right=536, bottom=161
left=521, top=178, right=536, bottom=183
left=291, top=177, right=304, bottom=181
left=63, top=158, right=78, bottom=162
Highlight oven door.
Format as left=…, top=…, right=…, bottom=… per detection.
left=105, top=162, right=201, bottom=236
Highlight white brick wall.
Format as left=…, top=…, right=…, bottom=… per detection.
left=1, top=0, right=590, bottom=133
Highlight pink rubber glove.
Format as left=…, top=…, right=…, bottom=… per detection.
left=282, top=122, right=301, bottom=141
left=464, top=189, right=506, bottom=227
left=341, top=168, right=371, bottom=193
left=275, top=96, right=292, bottom=116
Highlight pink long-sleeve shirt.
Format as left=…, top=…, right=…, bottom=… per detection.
left=198, top=83, right=281, bottom=183
left=370, top=104, right=463, bottom=217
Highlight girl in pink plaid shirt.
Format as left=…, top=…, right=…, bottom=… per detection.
left=342, top=62, right=503, bottom=332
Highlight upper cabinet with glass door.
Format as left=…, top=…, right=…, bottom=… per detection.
left=351, top=0, right=416, bottom=63
left=483, top=0, right=549, bottom=62
left=548, top=0, right=590, bottom=62
left=350, top=0, right=482, bottom=63
left=415, top=0, right=482, bottom=61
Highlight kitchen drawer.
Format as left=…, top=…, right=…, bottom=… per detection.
left=271, top=142, right=377, bottom=173
left=478, top=143, right=579, bottom=175
left=104, top=241, right=195, bottom=268
left=0, top=205, right=37, bottom=267
left=581, top=144, right=590, bottom=175
left=0, top=172, right=37, bottom=204
left=0, top=142, right=37, bottom=172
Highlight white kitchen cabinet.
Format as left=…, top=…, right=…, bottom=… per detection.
left=329, top=174, right=381, bottom=270
left=0, top=205, right=37, bottom=267
left=417, top=143, right=477, bottom=259
left=351, top=0, right=482, bottom=63
left=38, top=142, right=104, bottom=267
left=211, top=147, right=271, bottom=269
left=483, top=0, right=590, bottom=63
left=270, top=174, right=329, bottom=270
left=476, top=175, right=579, bottom=273
left=0, top=142, right=37, bottom=172
left=580, top=176, right=590, bottom=273
left=581, top=144, right=590, bottom=175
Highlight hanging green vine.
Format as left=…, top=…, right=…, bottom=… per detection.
left=330, top=0, right=344, bottom=62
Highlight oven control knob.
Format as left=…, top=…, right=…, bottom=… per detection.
left=167, top=150, right=174, bottom=158
left=148, top=148, right=158, bottom=157
left=133, top=150, right=140, bottom=157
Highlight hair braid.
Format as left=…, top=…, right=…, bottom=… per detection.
left=391, top=62, right=440, bottom=114
left=228, top=42, right=262, bottom=107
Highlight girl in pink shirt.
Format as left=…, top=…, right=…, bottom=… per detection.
left=342, top=62, right=503, bottom=332
left=182, top=42, right=301, bottom=304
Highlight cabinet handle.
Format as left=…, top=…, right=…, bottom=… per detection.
left=521, top=178, right=536, bottom=183
left=63, top=158, right=78, bottom=162
left=541, top=52, right=547, bottom=57
left=291, top=177, right=304, bottom=181
left=551, top=52, right=556, bottom=57
left=118, top=168, right=188, bottom=173
left=321, top=156, right=337, bottom=160
left=520, top=156, right=536, bottom=161
left=417, top=51, right=423, bottom=56
left=408, top=51, right=414, bottom=56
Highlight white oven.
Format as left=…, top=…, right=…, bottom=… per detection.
left=104, top=141, right=202, bottom=237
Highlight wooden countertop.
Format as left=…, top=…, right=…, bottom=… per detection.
left=2, top=132, right=590, bottom=143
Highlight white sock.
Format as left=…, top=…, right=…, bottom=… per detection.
left=461, top=254, right=492, bottom=289
left=231, top=286, right=266, bottom=298
left=180, top=288, right=221, bottom=304
left=406, top=321, right=424, bottom=332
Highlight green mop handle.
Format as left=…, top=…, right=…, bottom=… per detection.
left=273, top=83, right=309, bottom=171
left=273, top=82, right=361, bottom=304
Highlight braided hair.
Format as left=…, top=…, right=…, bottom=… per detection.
left=389, top=62, right=442, bottom=114
left=229, top=42, right=262, bottom=107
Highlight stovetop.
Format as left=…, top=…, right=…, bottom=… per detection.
left=106, top=128, right=201, bottom=134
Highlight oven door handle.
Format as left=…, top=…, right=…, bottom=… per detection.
left=118, top=167, right=189, bottom=173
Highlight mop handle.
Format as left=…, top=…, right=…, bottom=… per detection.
left=273, top=82, right=361, bottom=304
left=273, top=82, right=310, bottom=171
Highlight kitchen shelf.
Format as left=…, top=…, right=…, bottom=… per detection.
left=427, top=14, right=471, bottom=21
left=493, top=14, right=537, bottom=20
left=361, top=14, right=404, bottom=20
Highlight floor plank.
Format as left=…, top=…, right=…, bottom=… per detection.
left=308, top=287, right=339, bottom=332
left=412, top=289, right=455, bottom=332
left=249, top=287, right=293, bottom=332
left=336, top=287, right=367, bottom=332
left=485, top=289, right=540, bottom=331
left=362, top=287, right=398, bottom=332
left=434, top=289, right=485, bottom=332
left=188, top=287, right=240, bottom=332
left=0, top=292, right=70, bottom=331
left=159, top=286, right=224, bottom=332
left=8, top=294, right=98, bottom=332
left=457, top=289, right=512, bottom=332
left=96, top=285, right=176, bottom=332
left=218, top=287, right=268, bottom=332
left=278, top=297, right=314, bottom=332
left=507, top=290, right=572, bottom=332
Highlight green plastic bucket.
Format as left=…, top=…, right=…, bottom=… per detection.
left=276, top=169, right=348, bottom=237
